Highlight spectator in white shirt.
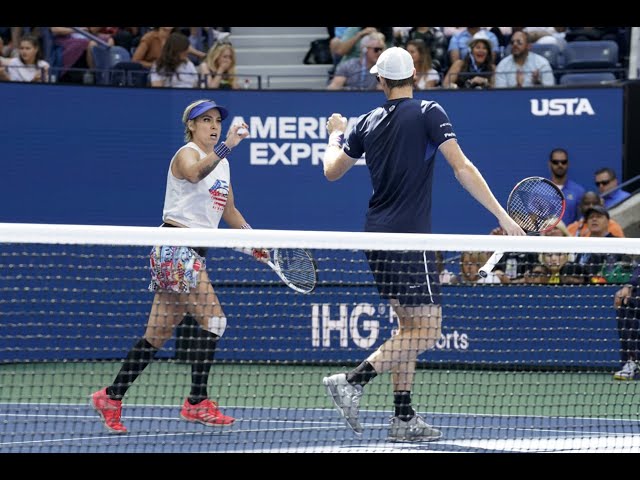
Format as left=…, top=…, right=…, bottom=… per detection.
left=494, top=31, right=554, bottom=88
left=0, top=35, right=49, bottom=83
left=150, top=32, right=198, bottom=89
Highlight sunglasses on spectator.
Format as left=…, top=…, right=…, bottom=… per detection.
left=368, top=47, right=384, bottom=53
left=550, top=159, right=568, bottom=165
left=595, top=179, right=612, bottom=186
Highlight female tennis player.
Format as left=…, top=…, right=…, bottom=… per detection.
left=91, top=99, right=266, bottom=434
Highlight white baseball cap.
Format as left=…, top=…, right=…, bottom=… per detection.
left=369, top=47, right=415, bottom=80
left=468, top=30, right=493, bottom=51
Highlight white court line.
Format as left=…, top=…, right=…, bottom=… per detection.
left=0, top=402, right=359, bottom=414
left=0, top=411, right=345, bottom=427
left=3, top=401, right=638, bottom=433
left=0, top=424, right=348, bottom=448
left=0, top=410, right=635, bottom=437
left=213, top=436, right=640, bottom=454
left=198, top=442, right=445, bottom=454
left=2, top=406, right=637, bottom=432
left=2, top=402, right=639, bottom=452
left=212, top=436, right=640, bottom=453
left=424, top=408, right=640, bottom=424
left=2, top=414, right=637, bottom=452
left=2, top=419, right=638, bottom=453
left=451, top=435, right=640, bottom=453
left=2, top=411, right=628, bottom=438
left=1, top=401, right=638, bottom=425
left=0, top=401, right=640, bottom=428
left=0, top=430, right=227, bottom=447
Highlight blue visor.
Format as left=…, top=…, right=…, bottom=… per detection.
left=188, top=101, right=229, bottom=121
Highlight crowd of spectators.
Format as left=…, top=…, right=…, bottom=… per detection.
left=324, top=26, right=630, bottom=91
left=0, top=26, right=631, bottom=89
left=0, top=27, right=229, bottom=88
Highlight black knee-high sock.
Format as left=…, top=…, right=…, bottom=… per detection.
left=107, top=338, right=159, bottom=401
left=188, top=329, right=219, bottom=405
left=346, top=360, right=377, bottom=387
left=394, top=390, right=415, bottom=421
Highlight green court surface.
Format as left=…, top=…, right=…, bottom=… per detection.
left=2, top=362, right=639, bottom=419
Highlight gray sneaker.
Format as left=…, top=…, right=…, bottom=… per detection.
left=388, top=414, right=442, bottom=442
left=322, top=373, right=364, bottom=434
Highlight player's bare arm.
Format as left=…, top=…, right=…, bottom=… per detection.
left=222, top=184, right=247, bottom=228
left=171, top=146, right=222, bottom=183
left=173, top=121, right=249, bottom=183
left=439, top=139, right=524, bottom=236
left=322, top=113, right=358, bottom=181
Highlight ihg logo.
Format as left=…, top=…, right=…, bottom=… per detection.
left=530, top=98, right=595, bottom=116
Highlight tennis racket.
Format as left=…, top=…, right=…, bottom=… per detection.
left=234, top=247, right=318, bottom=293
left=266, top=248, right=318, bottom=294
left=478, top=176, right=566, bottom=278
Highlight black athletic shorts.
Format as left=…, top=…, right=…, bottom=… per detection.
left=365, top=249, right=442, bottom=306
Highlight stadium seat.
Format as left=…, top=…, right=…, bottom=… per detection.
left=564, top=41, right=619, bottom=70
left=530, top=43, right=562, bottom=69
left=559, top=72, right=617, bottom=86
left=109, top=46, right=131, bottom=65
left=91, top=46, right=132, bottom=85
left=39, top=28, right=63, bottom=82
left=110, top=62, right=149, bottom=87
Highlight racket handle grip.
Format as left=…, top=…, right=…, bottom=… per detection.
left=478, top=251, right=504, bottom=278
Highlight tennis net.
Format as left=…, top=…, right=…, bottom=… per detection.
left=1, top=222, right=639, bottom=453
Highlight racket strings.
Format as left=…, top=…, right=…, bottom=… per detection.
left=507, top=180, right=564, bottom=233
left=275, top=249, right=316, bottom=291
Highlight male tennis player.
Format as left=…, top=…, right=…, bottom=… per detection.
left=91, top=99, right=266, bottom=434
left=321, top=47, right=525, bottom=442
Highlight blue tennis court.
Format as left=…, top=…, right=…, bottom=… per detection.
left=1, top=402, right=638, bottom=453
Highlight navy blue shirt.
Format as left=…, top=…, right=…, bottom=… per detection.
left=344, top=98, right=455, bottom=233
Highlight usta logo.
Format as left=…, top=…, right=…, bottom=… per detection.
left=530, top=98, right=595, bottom=116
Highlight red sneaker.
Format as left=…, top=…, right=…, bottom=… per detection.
left=180, top=398, right=235, bottom=427
left=91, top=387, right=127, bottom=434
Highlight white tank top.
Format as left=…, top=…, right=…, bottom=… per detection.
left=162, top=142, right=230, bottom=229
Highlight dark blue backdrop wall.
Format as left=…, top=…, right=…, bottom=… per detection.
left=0, top=83, right=622, bottom=233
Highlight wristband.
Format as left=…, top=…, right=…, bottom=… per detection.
left=241, top=223, right=252, bottom=229
left=328, top=131, right=344, bottom=148
left=214, top=142, right=231, bottom=159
